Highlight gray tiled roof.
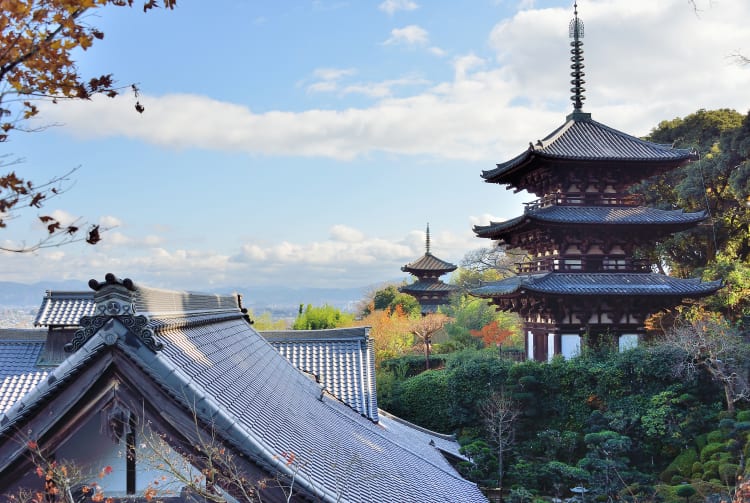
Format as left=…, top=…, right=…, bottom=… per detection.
left=0, top=330, right=47, bottom=413
left=482, top=115, right=695, bottom=182
left=33, top=291, right=94, bottom=327
left=471, top=272, right=722, bottom=297
left=1, top=277, right=485, bottom=503
left=474, top=206, right=708, bottom=238
left=262, top=327, right=379, bottom=421
left=400, top=280, right=459, bottom=293
left=402, top=253, right=457, bottom=273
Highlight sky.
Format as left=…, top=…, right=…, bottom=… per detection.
left=2, top=0, right=750, bottom=293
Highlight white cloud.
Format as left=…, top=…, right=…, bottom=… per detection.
left=35, top=1, right=750, bottom=165
left=378, top=0, right=418, bottom=16
left=383, top=25, right=429, bottom=46
left=330, top=224, right=365, bottom=243
left=99, top=215, right=122, bottom=228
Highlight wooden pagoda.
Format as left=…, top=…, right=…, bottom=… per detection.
left=471, top=4, right=722, bottom=361
left=400, top=224, right=459, bottom=315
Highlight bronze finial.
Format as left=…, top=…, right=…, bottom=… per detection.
left=569, top=1, right=586, bottom=112
left=426, top=223, right=431, bottom=255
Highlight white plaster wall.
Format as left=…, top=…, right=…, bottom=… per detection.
left=561, top=334, right=581, bottom=359
left=527, top=331, right=534, bottom=361
left=619, top=333, right=639, bottom=352
left=547, top=333, right=556, bottom=362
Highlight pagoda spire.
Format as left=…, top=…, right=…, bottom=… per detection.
left=425, top=223, right=432, bottom=255
left=569, top=2, right=586, bottom=113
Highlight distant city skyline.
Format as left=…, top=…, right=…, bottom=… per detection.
left=2, top=0, right=749, bottom=292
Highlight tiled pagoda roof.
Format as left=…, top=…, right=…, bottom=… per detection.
left=471, top=272, right=722, bottom=298
left=482, top=114, right=696, bottom=184
left=474, top=206, right=708, bottom=239
left=0, top=275, right=485, bottom=502
left=401, top=253, right=457, bottom=274
left=400, top=280, right=459, bottom=293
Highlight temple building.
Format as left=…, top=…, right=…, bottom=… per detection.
left=400, top=224, right=459, bottom=315
left=471, top=5, right=722, bottom=362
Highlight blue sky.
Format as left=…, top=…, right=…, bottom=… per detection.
left=2, top=0, right=750, bottom=291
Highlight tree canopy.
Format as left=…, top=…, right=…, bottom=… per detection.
left=0, top=0, right=176, bottom=252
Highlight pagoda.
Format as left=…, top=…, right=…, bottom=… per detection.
left=400, top=224, right=459, bottom=315
left=471, top=4, right=722, bottom=362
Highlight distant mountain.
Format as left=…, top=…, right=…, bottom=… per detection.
left=0, top=280, right=373, bottom=314
left=0, top=280, right=89, bottom=307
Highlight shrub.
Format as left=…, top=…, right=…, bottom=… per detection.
left=718, top=463, right=739, bottom=484
left=736, top=410, right=750, bottom=422
left=701, top=442, right=726, bottom=463
left=662, top=448, right=699, bottom=482
left=707, top=430, right=725, bottom=444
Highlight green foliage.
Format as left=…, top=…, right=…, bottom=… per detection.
left=637, top=109, right=750, bottom=284
left=674, top=484, right=696, bottom=500
left=700, top=442, right=726, bottom=463
left=661, top=449, right=698, bottom=483
left=292, top=303, right=354, bottom=330
left=361, top=284, right=421, bottom=317
left=458, top=440, right=499, bottom=487
left=385, top=369, right=455, bottom=432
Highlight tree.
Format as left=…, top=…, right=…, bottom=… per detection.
left=0, top=0, right=177, bottom=252
left=637, top=109, right=748, bottom=276
left=409, top=312, right=450, bottom=370
left=457, top=247, right=523, bottom=289
left=292, top=303, right=354, bottom=330
left=355, top=304, right=413, bottom=363
left=471, top=320, right=515, bottom=348
left=659, top=313, right=750, bottom=414
left=479, top=391, right=520, bottom=488
left=359, top=284, right=421, bottom=317
left=0, top=168, right=104, bottom=252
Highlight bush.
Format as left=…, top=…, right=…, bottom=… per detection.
left=701, top=442, right=726, bottom=463
left=662, top=448, right=699, bottom=482
left=706, top=430, right=725, bottom=444
left=736, top=410, right=750, bottom=422
left=718, top=463, right=739, bottom=484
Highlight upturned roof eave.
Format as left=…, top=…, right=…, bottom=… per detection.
left=470, top=273, right=723, bottom=298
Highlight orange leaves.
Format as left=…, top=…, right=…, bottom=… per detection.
left=143, top=486, right=158, bottom=501
left=470, top=321, right=514, bottom=348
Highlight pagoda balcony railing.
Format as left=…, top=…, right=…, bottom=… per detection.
left=524, top=193, right=644, bottom=212
left=516, top=257, right=652, bottom=274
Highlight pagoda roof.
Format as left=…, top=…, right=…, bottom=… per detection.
left=402, top=252, right=457, bottom=274
left=474, top=206, right=708, bottom=239
left=471, top=272, right=722, bottom=298
left=482, top=113, right=696, bottom=184
left=400, top=280, right=459, bottom=294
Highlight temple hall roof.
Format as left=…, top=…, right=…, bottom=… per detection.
left=33, top=291, right=95, bottom=327
left=482, top=114, right=696, bottom=185
left=262, top=327, right=379, bottom=422
left=0, top=276, right=484, bottom=502
left=471, top=272, right=722, bottom=298
left=0, top=330, right=47, bottom=414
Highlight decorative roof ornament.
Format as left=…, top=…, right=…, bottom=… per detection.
left=426, top=223, right=431, bottom=255
left=569, top=1, right=586, bottom=114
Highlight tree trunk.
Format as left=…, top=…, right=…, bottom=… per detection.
left=424, top=337, right=431, bottom=370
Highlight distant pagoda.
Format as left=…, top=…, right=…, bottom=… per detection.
left=400, top=224, right=459, bottom=315
left=471, top=3, right=721, bottom=361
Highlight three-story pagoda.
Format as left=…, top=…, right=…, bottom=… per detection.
left=401, top=224, right=459, bottom=315
left=471, top=4, right=721, bottom=361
